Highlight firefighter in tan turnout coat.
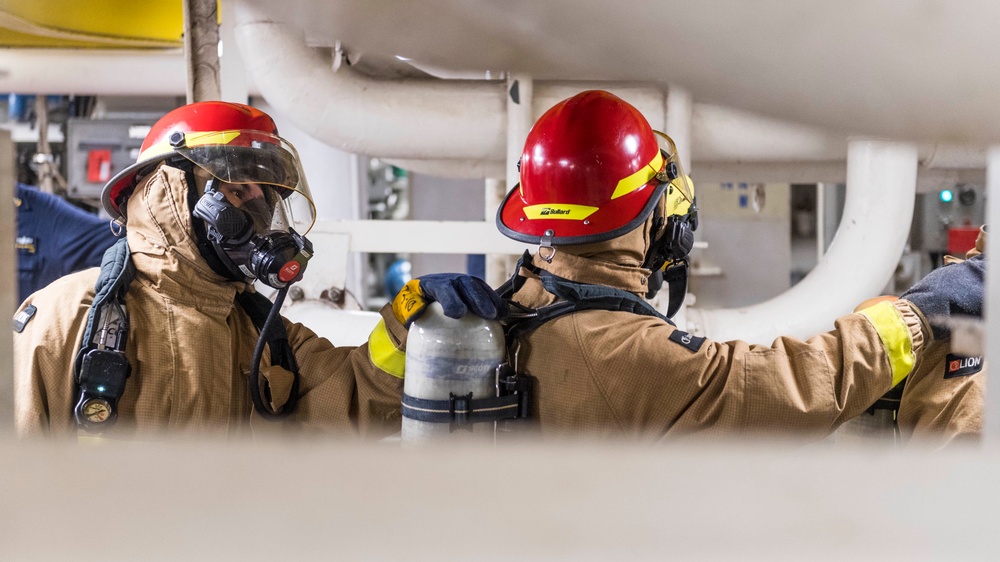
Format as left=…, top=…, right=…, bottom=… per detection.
left=495, top=90, right=985, bottom=442
left=12, top=101, right=504, bottom=439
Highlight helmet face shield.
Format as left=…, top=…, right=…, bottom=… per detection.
left=103, top=101, right=298, bottom=224
left=180, top=130, right=316, bottom=235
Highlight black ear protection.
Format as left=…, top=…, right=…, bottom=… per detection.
left=641, top=160, right=698, bottom=314
left=641, top=161, right=698, bottom=275
left=661, top=206, right=698, bottom=263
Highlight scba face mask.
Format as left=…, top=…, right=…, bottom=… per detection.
left=185, top=138, right=315, bottom=421
left=193, top=177, right=313, bottom=289
left=180, top=131, right=316, bottom=289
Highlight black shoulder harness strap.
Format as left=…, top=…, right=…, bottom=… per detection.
left=499, top=251, right=673, bottom=342
left=77, top=238, right=134, bottom=368
left=74, top=238, right=135, bottom=431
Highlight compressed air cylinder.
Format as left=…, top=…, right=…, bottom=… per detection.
left=401, top=301, right=506, bottom=444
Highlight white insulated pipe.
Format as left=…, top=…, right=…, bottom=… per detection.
left=0, top=49, right=187, bottom=96
left=233, top=1, right=506, bottom=160
left=685, top=140, right=919, bottom=345
left=231, top=2, right=672, bottom=167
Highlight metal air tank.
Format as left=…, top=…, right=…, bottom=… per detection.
left=401, top=301, right=506, bottom=444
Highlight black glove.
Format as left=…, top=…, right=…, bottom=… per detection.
left=390, top=273, right=508, bottom=328
left=900, top=254, right=985, bottom=339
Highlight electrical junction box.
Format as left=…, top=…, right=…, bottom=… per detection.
left=65, top=118, right=155, bottom=202
left=917, top=184, right=985, bottom=253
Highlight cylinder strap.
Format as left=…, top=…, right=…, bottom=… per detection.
left=401, top=392, right=526, bottom=424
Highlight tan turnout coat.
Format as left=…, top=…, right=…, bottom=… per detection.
left=13, top=164, right=403, bottom=440
left=895, top=226, right=986, bottom=446
left=506, top=215, right=931, bottom=442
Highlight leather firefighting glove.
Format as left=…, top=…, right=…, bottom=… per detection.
left=391, top=273, right=508, bottom=328
left=900, top=254, right=986, bottom=339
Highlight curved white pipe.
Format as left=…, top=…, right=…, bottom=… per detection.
left=0, top=44, right=971, bottom=176
left=235, top=0, right=829, bottom=170
left=685, top=140, right=918, bottom=345
left=233, top=2, right=507, bottom=159
left=232, top=3, right=860, bottom=176
left=235, top=1, right=673, bottom=164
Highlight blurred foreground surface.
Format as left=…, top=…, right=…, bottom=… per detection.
left=1, top=436, right=997, bottom=560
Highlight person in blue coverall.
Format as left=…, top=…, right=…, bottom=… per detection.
left=14, top=183, right=119, bottom=304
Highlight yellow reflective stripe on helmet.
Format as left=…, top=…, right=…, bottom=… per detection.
left=859, top=300, right=914, bottom=386
left=137, top=130, right=243, bottom=161
left=184, top=130, right=242, bottom=147
left=611, top=151, right=664, bottom=200
left=368, top=319, right=406, bottom=379
left=523, top=204, right=599, bottom=220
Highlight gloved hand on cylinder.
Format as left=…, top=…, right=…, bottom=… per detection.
left=900, top=254, right=986, bottom=339
left=391, top=273, right=508, bottom=328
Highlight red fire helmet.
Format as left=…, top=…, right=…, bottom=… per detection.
left=497, top=90, right=690, bottom=245
left=101, top=101, right=315, bottom=234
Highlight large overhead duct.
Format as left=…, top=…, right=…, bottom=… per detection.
left=231, top=1, right=859, bottom=176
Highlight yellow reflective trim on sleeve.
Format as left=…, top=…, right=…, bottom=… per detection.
left=368, top=319, right=406, bottom=379
left=523, top=203, right=599, bottom=220
left=859, top=301, right=914, bottom=386
left=611, top=150, right=664, bottom=200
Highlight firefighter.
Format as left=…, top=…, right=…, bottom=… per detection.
left=12, top=101, right=504, bottom=439
left=495, top=90, right=984, bottom=441
left=854, top=225, right=987, bottom=447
